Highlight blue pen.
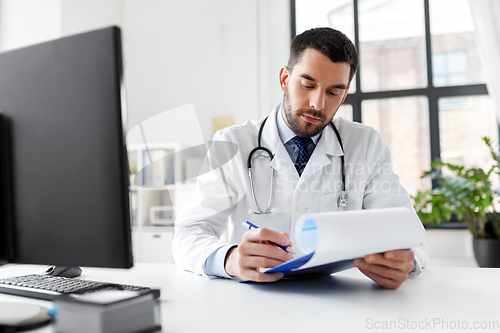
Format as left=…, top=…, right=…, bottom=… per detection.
left=241, top=221, right=295, bottom=254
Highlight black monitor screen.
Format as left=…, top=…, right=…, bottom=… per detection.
left=0, top=27, right=133, bottom=268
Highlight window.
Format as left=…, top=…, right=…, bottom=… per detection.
left=358, top=0, right=427, bottom=92
left=362, top=97, right=431, bottom=195
left=293, top=0, right=495, bottom=196
left=433, top=51, right=467, bottom=87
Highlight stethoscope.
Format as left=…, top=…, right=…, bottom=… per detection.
left=247, top=116, right=347, bottom=214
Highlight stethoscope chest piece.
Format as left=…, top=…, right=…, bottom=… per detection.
left=337, top=190, right=348, bottom=211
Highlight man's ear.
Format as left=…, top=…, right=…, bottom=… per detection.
left=279, top=66, right=290, bottom=92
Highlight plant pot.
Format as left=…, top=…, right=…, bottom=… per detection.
left=472, top=238, right=500, bottom=267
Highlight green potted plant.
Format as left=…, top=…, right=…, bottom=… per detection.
left=412, top=137, right=500, bottom=267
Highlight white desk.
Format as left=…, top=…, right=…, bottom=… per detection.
left=1, top=263, right=499, bottom=332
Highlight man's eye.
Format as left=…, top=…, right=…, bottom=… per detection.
left=328, top=91, right=340, bottom=96
left=302, top=84, right=313, bottom=89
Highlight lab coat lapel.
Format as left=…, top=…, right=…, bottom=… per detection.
left=261, top=103, right=297, bottom=179
left=299, top=122, right=344, bottom=182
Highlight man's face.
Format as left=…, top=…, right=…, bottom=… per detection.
left=280, top=48, right=351, bottom=137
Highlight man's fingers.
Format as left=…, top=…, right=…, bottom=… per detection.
left=243, top=227, right=291, bottom=247
left=239, top=242, right=294, bottom=262
left=281, top=232, right=293, bottom=248
left=358, top=268, right=402, bottom=289
left=364, top=253, right=414, bottom=272
left=384, top=249, right=414, bottom=262
left=242, top=256, right=288, bottom=269
left=354, top=258, right=409, bottom=282
left=229, top=228, right=293, bottom=282
left=242, top=270, right=284, bottom=282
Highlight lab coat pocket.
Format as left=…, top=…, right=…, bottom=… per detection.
left=320, top=191, right=343, bottom=212
left=320, top=189, right=363, bottom=212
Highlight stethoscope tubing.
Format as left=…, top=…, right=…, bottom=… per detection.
left=248, top=116, right=347, bottom=214
left=247, top=117, right=275, bottom=214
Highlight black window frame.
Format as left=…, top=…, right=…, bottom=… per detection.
left=291, top=0, right=490, bottom=163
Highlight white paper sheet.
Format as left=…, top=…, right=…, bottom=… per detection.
left=294, top=207, right=426, bottom=270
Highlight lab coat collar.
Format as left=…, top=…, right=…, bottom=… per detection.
left=262, top=103, right=296, bottom=177
left=318, top=118, right=345, bottom=158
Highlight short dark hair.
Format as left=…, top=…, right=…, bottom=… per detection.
left=288, top=27, right=359, bottom=83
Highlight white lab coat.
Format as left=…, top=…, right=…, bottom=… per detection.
left=173, top=103, right=430, bottom=277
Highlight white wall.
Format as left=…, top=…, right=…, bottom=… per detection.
left=60, top=0, right=124, bottom=35
left=257, top=0, right=291, bottom=124
left=0, top=0, right=61, bottom=51
left=426, top=229, right=477, bottom=267
left=58, top=0, right=290, bottom=143
left=120, top=0, right=290, bottom=143
left=0, top=0, right=290, bottom=144
left=123, top=0, right=256, bottom=142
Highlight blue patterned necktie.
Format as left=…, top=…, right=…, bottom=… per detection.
left=292, top=136, right=313, bottom=176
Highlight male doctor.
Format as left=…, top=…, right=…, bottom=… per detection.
left=173, top=27, right=429, bottom=289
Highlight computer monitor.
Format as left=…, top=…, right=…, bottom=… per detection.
left=0, top=27, right=133, bottom=268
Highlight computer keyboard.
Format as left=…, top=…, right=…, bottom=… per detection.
left=0, top=274, right=150, bottom=300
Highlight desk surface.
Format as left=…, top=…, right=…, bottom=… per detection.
left=1, top=263, right=499, bottom=332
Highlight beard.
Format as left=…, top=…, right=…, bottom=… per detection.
left=282, top=87, right=329, bottom=138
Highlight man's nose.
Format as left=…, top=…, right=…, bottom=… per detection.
left=309, top=90, right=326, bottom=111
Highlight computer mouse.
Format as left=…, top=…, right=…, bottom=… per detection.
left=42, top=266, right=82, bottom=278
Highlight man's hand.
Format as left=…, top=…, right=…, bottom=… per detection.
left=224, top=228, right=294, bottom=282
left=353, top=249, right=415, bottom=289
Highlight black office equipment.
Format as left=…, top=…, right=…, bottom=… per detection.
left=0, top=27, right=132, bottom=268
left=0, top=114, right=14, bottom=263
left=0, top=28, right=157, bottom=310
left=42, top=265, right=83, bottom=278
left=0, top=275, right=150, bottom=301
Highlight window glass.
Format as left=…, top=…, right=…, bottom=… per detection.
left=335, top=104, right=353, bottom=122
left=438, top=96, right=498, bottom=172
left=295, top=0, right=357, bottom=93
left=432, top=51, right=467, bottom=86
left=430, top=0, right=485, bottom=86
left=358, top=0, right=427, bottom=92
left=362, top=97, right=431, bottom=195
